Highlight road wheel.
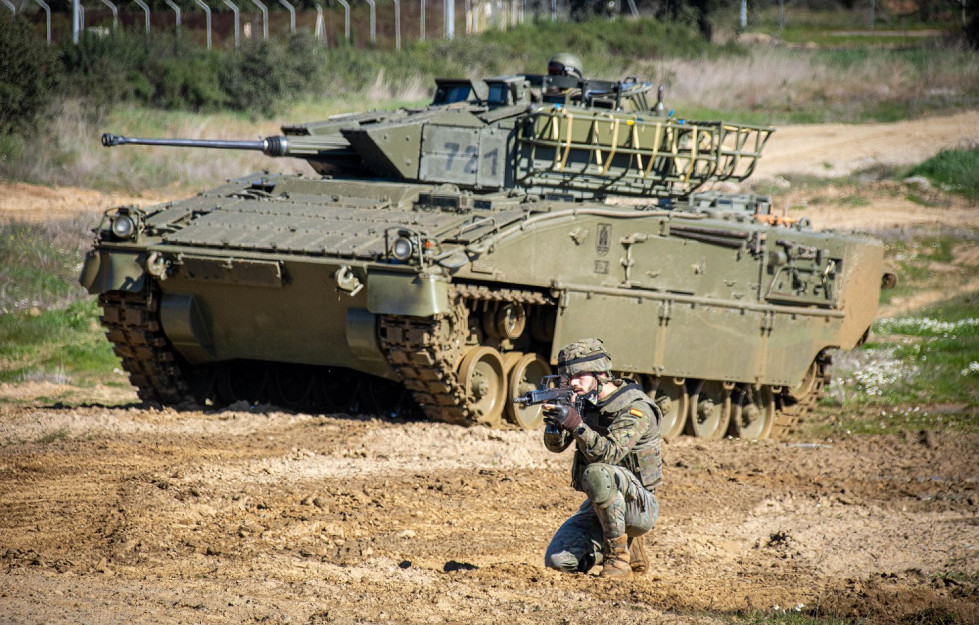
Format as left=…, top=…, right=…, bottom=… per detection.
left=652, top=378, right=689, bottom=440
left=457, top=346, right=506, bottom=427
left=730, top=384, right=775, bottom=440
left=686, top=380, right=732, bottom=439
left=505, top=353, right=551, bottom=430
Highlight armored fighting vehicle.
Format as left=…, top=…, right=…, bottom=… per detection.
left=81, top=69, right=892, bottom=439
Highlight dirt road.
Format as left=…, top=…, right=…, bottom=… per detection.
left=1, top=114, right=978, bottom=624
left=0, top=399, right=977, bottom=624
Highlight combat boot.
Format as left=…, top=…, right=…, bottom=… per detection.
left=599, top=535, right=632, bottom=580
left=628, top=535, right=648, bottom=574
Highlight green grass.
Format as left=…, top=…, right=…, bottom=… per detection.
left=823, top=292, right=979, bottom=434
left=0, top=298, right=120, bottom=386
left=0, top=220, right=88, bottom=313
left=0, top=217, right=121, bottom=386
left=909, top=148, right=979, bottom=201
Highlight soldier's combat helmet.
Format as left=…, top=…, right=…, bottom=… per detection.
left=557, top=338, right=612, bottom=378
left=548, top=52, right=584, bottom=79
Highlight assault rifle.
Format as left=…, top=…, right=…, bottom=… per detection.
left=513, top=375, right=573, bottom=408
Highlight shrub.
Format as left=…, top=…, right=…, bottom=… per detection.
left=0, top=15, right=61, bottom=136
left=149, top=43, right=230, bottom=111
left=58, top=29, right=153, bottom=117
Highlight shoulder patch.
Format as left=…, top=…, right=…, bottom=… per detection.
left=629, top=408, right=644, bottom=417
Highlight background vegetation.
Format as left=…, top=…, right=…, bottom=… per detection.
left=1, top=6, right=977, bottom=427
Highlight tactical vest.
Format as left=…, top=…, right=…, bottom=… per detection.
left=571, top=381, right=663, bottom=492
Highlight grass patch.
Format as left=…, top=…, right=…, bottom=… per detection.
left=34, top=429, right=69, bottom=444
left=731, top=608, right=852, bottom=624
left=909, top=148, right=979, bottom=201
left=0, top=216, right=99, bottom=313
left=0, top=217, right=120, bottom=385
left=0, top=298, right=120, bottom=386
left=876, top=233, right=975, bottom=307
left=823, top=292, right=979, bottom=434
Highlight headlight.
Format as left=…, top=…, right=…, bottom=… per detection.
left=392, top=236, right=414, bottom=261
left=111, top=214, right=137, bottom=240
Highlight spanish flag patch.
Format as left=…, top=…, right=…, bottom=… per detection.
left=629, top=408, right=644, bottom=417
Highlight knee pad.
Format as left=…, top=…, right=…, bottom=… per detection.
left=546, top=551, right=581, bottom=574
left=581, top=464, right=615, bottom=508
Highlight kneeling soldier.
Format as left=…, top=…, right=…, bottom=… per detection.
left=542, top=338, right=662, bottom=580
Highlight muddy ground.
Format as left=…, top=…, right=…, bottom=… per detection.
left=1, top=114, right=978, bottom=624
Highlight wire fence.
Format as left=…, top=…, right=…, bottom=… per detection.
left=4, top=0, right=611, bottom=48
left=6, top=0, right=968, bottom=49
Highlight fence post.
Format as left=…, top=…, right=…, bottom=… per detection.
left=100, top=0, right=118, bottom=30
left=337, top=0, right=350, bottom=41
left=248, top=0, right=268, bottom=39
left=164, top=0, right=181, bottom=38
left=365, top=0, right=376, bottom=46
left=315, top=3, right=326, bottom=43
left=194, top=0, right=212, bottom=48
left=278, top=0, right=295, bottom=33
left=33, top=0, right=52, bottom=43
left=444, top=0, right=453, bottom=39
left=223, top=0, right=240, bottom=48
left=393, top=0, right=400, bottom=50
left=133, top=0, right=150, bottom=34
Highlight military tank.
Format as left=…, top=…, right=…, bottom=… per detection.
left=81, top=68, right=893, bottom=439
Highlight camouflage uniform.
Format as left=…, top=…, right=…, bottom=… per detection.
left=543, top=340, right=662, bottom=576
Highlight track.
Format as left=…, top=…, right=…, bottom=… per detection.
left=99, top=283, right=827, bottom=439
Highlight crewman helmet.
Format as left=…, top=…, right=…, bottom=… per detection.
left=547, top=52, right=584, bottom=79
left=557, top=338, right=612, bottom=378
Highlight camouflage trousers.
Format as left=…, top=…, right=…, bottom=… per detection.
left=544, top=464, right=659, bottom=574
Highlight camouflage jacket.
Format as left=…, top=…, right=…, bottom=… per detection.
left=543, top=380, right=662, bottom=492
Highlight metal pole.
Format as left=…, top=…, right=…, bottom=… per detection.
left=420, top=0, right=425, bottom=40
left=100, top=0, right=117, bottom=30
left=869, top=0, right=875, bottom=29
left=133, top=0, right=150, bottom=34
left=393, top=0, right=400, bottom=50
left=223, top=0, right=240, bottom=48
left=33, top=0, right=52, bottom=42
left=365, top=0, right=375, bottom=46
left=739, top=0, right=747, bottom=30
left=72, top=0, right=79, bottom=44
left=194, top=0, right=212, bottom=48
left=445, top=0, right=453, bottom=39
left=278, top=0, right=295, bottom=33
left=248, top=0, right=268, bottom=39
left=337, top=0, right=350, bottom=41
left=314, top=4, right=326, bottom=43
left=164, top=0, right=180, bottom=38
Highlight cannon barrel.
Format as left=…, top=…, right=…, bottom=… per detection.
left=102, top=133, right=296, bottom=157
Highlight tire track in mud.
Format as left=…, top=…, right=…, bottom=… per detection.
left=1, top=405, right=976, bottom=624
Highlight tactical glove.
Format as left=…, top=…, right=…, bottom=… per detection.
left=543, top=403, right=582, bottom=433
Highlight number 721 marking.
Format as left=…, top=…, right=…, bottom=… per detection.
left=444, top=143, right=498, bottom=176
